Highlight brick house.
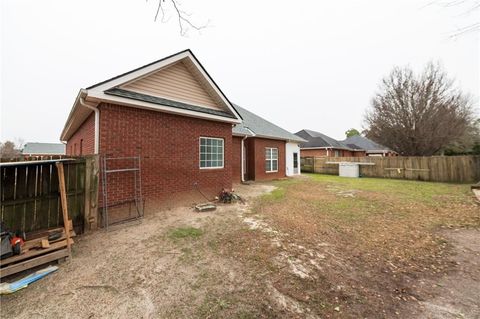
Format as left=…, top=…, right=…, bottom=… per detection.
left=341, top=135, right=397, bottom=157
left=295, top=129, right=366, bottom=157
left=232, top=105, right=304, bottom=182
left=22, top=142, right=66, bottom=157
left=60, top=49, right=302, bottom=211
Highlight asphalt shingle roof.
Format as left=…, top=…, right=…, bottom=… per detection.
left=105, top=88, right=237, bottom=119
left=341, top=135, right=391, bottom=152
left=295, top=129, right=351, bottom=149
left=22, top=143, right=66, bottom=155
left=232, top=105, right=305, bottom=142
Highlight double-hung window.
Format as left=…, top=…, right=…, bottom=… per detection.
left=200, top=137, right=224, bottom=169
left=265, top=148, right=278, bottom=172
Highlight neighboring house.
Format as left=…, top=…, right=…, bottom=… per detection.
left=60, top=49, right=301, bottom=209
left=22, top=142, right=66, bottom=157
left=232, top=105, right=305, bottom=182
left=341, top=135, right=397, bottom=157
left=295, top=129, right=366, bottom=157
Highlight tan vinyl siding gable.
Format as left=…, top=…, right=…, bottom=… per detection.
left=121, top=61, right=223, bottom=111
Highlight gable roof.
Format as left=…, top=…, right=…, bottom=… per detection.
left=295, top=129, right=352, bottom=149
left=341, top=135, right=393, bottom=153
left=61, top=49, right=241, bottom=141
left=233, top=105, right=305, bottom=142
left=22, top=143, right=66, bottom=155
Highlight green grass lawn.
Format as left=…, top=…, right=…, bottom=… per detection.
left=252, top=174, right=479, bottom=271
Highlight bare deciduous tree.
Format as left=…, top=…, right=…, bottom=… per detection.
left=148, top=0, right=208, bottom=36
left=364, top=63, right=475, bottom=156
left=0, top=140, right=21, bottom=159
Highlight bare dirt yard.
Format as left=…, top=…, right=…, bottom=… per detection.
left=1, top=175, right=479, bottom=318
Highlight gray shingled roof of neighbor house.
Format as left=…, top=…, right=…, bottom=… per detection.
left=295, top=129, right=353, bottom=149
left=22, top=143, right=66, bottom=155
left=341, top=135, right=392, bottom=152
left=232, top=104, right=305, bottom=142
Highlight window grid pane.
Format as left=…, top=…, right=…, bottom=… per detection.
left=200, top=138, right=224, bottom=168
left=265, top=147, right=278, bottom=172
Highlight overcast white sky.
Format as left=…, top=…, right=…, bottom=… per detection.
left=1, top=0, right=479, bottom=144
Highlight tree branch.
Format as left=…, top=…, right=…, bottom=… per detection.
left=149, top=0, right=208, bottom=36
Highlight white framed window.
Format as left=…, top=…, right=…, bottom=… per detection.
left=265, top=147, right=278, bottom=172
left=200, top=137, right=224, bottom=169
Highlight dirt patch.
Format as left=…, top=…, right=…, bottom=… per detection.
left=0, top=183, right=280, bottom=319
left=2, top=177, right=478, bottom=318
left=417, top=229, right=480, bottom=319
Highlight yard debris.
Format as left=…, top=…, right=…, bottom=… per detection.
left=0, top=265, right=58, bottom=294
left=218, top=188, right=245, bottom=204
left=1, top=225, right=75, bottom=278
left=195, top=203, right=217, bottom=212
left=472, top=189, right=480, bottom=203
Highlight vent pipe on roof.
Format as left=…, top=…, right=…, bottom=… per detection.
left=79, top=93, right=99, bottom=154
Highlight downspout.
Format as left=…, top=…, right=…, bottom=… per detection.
left=241, top=135, right=248, bottom=182
left=79, top=95, right=99, bottom=154
left=241, top=127, right=256, bottom=182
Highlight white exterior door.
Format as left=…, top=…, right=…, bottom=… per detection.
left=286, top=142, right=301, bottom=176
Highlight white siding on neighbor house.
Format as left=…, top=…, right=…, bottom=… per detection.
left=121, top=61, right=222, bottom=110
left=286, top=142, right=301, bottom=176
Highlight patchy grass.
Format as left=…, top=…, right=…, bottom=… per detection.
left=227, top=174, right=480, bottom=318
left=169, top=226, right=203, bottom=239
left=308, top=173, right=473, bottom=205
left=261, top=187, right=286, bottom=201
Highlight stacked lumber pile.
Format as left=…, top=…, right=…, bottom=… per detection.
left=1, top=163, right=75, bottom=279
left=0, top=225, right=75, bottom=278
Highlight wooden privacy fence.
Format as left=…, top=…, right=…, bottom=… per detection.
left=301, top=155, right=480, bottom=183
left=0, top=156, right=100, bottom=234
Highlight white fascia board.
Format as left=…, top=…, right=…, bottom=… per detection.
left=233, top=132, right=253, bottom=137
left=60, top=89, right=88, bottom=141
left=88, top=52, right=190, bottom=92
left=300, top=147, right=330, bottom=150
left=87, top=92, right=242, bottom=124
left=186, top=53, right=242, bottom=121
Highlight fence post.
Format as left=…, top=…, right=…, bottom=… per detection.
left=84, top=155, right=99, bottom=231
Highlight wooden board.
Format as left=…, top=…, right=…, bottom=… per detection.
left=23, top=229, right=76, bottom=251
left=56, top=162, right=72, bottom=256
left=0, top=248, right=69, bottom=278
left=0, top=239, right=73, bottom=267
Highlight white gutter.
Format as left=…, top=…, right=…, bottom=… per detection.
left=78, top=91, right=99, bottom=154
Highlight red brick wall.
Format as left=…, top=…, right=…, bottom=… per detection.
left=352, top=151, right=367, bottom=157
left=247, top=137, right=286, bottom=181
left=300, top=149, right=328, bottom=157
left=98, top=103, right=233, bottom=210
left=232, top=136, right=243, bottom=183
left=66, top=113, right=95, bottom=156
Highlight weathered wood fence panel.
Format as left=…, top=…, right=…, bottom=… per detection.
left=0, top=156, right=100, bottom=234
left=301, top=156, right=480, bottom=183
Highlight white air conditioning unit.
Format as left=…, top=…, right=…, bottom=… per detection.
left=339, top=163, right=360, bottom=178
